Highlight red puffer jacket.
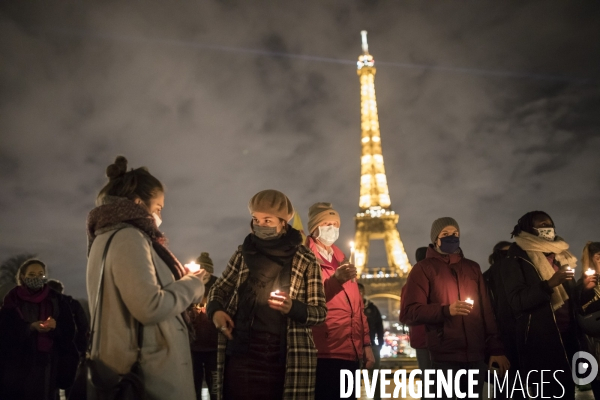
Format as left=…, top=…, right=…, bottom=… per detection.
left=308, top=238, right=370, bottom=361
left=400, top=245, right=503, bottom=363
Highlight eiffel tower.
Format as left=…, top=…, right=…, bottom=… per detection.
left=353, top=32, right=412, bottom=328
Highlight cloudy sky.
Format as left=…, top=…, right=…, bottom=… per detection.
left=1, top=1, right=599, bottom=298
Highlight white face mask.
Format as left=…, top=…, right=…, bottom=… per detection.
left=153, top=212, right=162, bottom=228
left=536, top=227, right=555, bottom=241
left=317, top=226, right=339, bottom=246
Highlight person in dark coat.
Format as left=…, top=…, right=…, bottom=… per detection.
left=482, top=241, right=515, bottom=365
left=401, top=247, right=431, bottom=373
left=46, top=279, right=90, bottom=356
left=483, top=241, right=512, bottom=314
left=501, top=211, right=582, bottom=400
left=188, top=252, right=219, bottom=400
left=358, top=283, right=384, bottom=400
left=481, top=241, right=524, bottom=399
left=0, top=259, right=79, bottom=400
left=400, top=217, right=509, bottom=399
left=358, top=283, right=383, bottom=364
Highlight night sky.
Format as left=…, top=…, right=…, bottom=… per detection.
left=1, top=1, right=599, bottom=299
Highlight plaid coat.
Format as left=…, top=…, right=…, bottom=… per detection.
left=208, top=244, right=327, bottom=400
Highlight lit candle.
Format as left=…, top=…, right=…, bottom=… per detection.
left=565, top=266, right=574, bottom=275
left=585, top=268, right=596, bottom=276
left=185, top=261, right=201, bottom=273
left=270, top=289, right=284, bottom=304
left=465, top=298, right=474, bottom=305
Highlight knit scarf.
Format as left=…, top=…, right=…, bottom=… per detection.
left=86, top=196, right=186, bottom=280
left=3, top=285, right=54, bottom=352
left=514, top=231, right=578, bottom=311
left=228, top=227, right=301, bottom=355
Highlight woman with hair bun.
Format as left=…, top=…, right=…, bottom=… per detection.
left=86, top=156, right=206, bottom=399
left=0, top=259, right=79, bottom=400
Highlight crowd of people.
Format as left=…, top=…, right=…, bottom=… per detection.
left=401, top=214, right=600, bottom=400
left=0, top=155, right=599, bottom=400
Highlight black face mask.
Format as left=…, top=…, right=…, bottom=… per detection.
left=438, top=236, right=460, bottom=254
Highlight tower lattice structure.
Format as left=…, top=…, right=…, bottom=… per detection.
left=354, top=31, right=412, bottom=277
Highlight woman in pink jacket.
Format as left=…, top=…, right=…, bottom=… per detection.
left=305, top=203, right=375, bottom=400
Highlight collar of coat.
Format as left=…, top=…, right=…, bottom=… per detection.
left=305, top=236, right=346, bottom=267
left=425, top=244, right=463, bottom=265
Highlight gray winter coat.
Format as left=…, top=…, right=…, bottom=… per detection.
left=87, top=226, right=204, bottom=400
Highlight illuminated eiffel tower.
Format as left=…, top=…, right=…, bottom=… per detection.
left=353, top=31, right=412, bottom=279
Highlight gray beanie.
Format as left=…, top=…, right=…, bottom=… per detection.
left=430, top=217, right=460, bottom=244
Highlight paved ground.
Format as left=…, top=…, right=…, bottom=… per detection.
left=195, top=381, right=596, bottom=399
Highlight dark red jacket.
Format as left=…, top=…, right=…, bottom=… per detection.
left=400, top=285, right=427, bottom=349
left=400, top=246, right=503, bottom=362
left=308, top=238, right=370, bottom=361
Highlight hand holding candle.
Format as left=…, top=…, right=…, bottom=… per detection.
left=549, top=267, right=574, bottom=288
left=336, top=244, right=357, bottom=285
left=449, top=299, right=472, bottom=316
left=185, top=261, right=201, bottom=273
left=268, top=290, right=292, bottom=314
left=269, top=289, right=282, bottom=303
left=184, top=261, right=206, bottom=281
left=565, top=265, right=575, bottom=278
left=584, top=268, right=599, bottom=289
left=38, top=317, right=56, bottom=331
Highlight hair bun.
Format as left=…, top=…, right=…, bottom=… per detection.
left=106, top=156, right=128, bottom=180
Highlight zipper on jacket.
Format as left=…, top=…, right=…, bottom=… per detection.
left=450, top=268, right=469, bottom=361
left=518, top=255, right=570, bottom=365
left=525, top=314, right=532, bottom=344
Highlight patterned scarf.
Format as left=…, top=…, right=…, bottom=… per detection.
left=514, top=231, right=577, bottom=311
left=86, top=196, right=186, bottom=280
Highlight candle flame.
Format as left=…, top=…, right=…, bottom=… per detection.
left=185, top=261, right=201, bottom=273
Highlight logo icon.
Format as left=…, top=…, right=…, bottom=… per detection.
left=572, top=351, right=599, bottom=385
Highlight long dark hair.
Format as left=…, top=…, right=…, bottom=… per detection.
left=97, top=156, right=164, bottom=206
left=510, top=211, right=554, bottom=238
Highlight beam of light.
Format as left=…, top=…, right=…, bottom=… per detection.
left=35, top=27, right=595, bottom=85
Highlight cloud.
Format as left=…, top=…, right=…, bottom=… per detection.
left=0, top=0, right=598, bottom=297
